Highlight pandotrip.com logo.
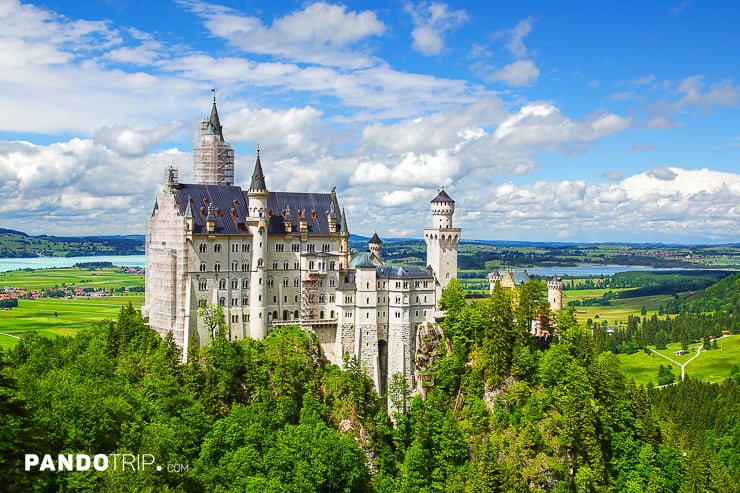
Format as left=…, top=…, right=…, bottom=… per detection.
left=25, top=454, right=189, bottom=473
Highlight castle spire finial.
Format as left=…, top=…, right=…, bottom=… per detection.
left=257, top=144, right=260, bottom=158
left=212, top=86, right=216, bottom=103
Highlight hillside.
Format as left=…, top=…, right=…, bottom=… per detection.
left=668, top=271, right=740, bottom=313
left=0, top=229, right=145, bottom=258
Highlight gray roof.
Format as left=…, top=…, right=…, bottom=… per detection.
left=173, top=184, right=342, bottom=236
left=349, top=251, right=377, bottom=268
left=376, top=265, right=432, bottom=279
left=369, top=232, right=382, bottom=244
left=431, top=189, right=454, bottom=203
left=249, top=154, right=267, bottom=191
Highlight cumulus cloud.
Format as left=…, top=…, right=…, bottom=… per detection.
left=94, top=121, right=182, bottom=157
left=405, top=1, right=469, bottom=56
left=181, top=0, right=385, bottom=68
left=487, top=59, right=540, bottom=87
left=647, top=166, right=678, bottom=181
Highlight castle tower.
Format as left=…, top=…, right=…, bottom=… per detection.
left=423, top=189, right=461, bottom=296
left=547, top=275, right=563, bottom=312
left=247, top=149, right=269, bottom=339
left=338, top=208, right=350, bottom=271
left=369, top=232, right=383, bottom=260
left=193, top=91, right=235, bottom=185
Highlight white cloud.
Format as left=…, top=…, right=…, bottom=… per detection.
left=487, top=59, right=539, bottom=87
left=94, top=122, right=182, bottom=157
left=405, top=1, right=469, bottom=56
left=506, top=18, right=534, bottom=58
left=182, top=1, right=385, bottom=68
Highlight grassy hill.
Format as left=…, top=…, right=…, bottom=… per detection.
left=0, top=228, right=144, bottom=257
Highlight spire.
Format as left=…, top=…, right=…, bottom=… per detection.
left=184, top=195, right=193, bottom=218
left=208, top=88, right=224, bottom=141
left=339, top=207, right=349, bottom=234
left=249, top=146, right=267, bottom=191
left=369, top=232, right=382, bottom=245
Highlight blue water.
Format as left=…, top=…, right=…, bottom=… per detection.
left=0, top=256, right=675, bottom=277
left=0, top=255, right=146, bottom=272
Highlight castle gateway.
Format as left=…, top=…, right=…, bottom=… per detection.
left=142, top=96, right=460, bottom=395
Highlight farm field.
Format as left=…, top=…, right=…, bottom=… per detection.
left=0, top=266, right=144, bottom=349
left=0, top=266, right=144, bottom=291
left=0, top=294, right=144, bottom=349
left=616, top=336, right=740, bottom=386
left=569, top=294, right=674, bottom=324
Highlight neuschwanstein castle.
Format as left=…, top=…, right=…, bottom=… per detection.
left=143, top=96, right=562, bottom=396
left=143, top=96, right=461, bottom=395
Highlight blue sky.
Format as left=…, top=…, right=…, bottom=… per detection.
left=0, top=0, right=738, bottom=243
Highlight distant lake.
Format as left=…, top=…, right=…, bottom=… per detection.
left=0, top=255, right=146, bottom=272
left=0, top=256, right=685, bottom=277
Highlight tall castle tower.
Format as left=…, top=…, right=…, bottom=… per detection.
left=369, top=232, right=383, bottom=260
left=424, top=189, right=460, bottom=298
left=193, top=91, right=235, bottom=185
left=247, top=149, right=269, bottom=339
left=547, top=275, right=563, bottom=312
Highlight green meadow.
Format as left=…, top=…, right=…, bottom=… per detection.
left=0, top=267, right=144, bottom=349
left=616, top=336, right=740, bottom=386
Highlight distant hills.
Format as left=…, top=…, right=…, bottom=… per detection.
left=2, top=228, right=738, bottom=270
left=0, top=228, right=145, bottom=258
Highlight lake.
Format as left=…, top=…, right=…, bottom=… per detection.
left=0, top=256, right=679, bottom=277
left=0, top=255, right=146, bottom=272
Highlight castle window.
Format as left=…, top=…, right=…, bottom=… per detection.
left=219, top=278, right=226, bottom=290
left=231, top=298, right=238, bottom=306
left=306, top=244, right=315, bottom=252
left=231, top=243, right=239, bottom=253
left=283, top=278, right=289, bottom=287
left=242, top=243, right=250, bottom=252
left=330, top=310, right=335, bottom=318
left=345, top=311, right=353, bottom=319
left=319, top=294, right=325, bottom=303
left=294, top=278, right=299, bottom=287
left=295, top=295, right=299, bottom=302
left=200, top=262, right=206, bottom=272
left=403, top=282, right=408, bottom=289
left=215, top=262, right=222, bottom=272
left=329, top=261, right=335, bottom=270
left=424, top=296, right=427, bottom=302
left=275, top=243, right=285, bottom=252
left=273, top=296, right=277, bottom=303
left=294, top=262, right=299, bottom=270
left=267, top=279, right=274, bottom=288
left=322, top=243, right=330, bottom=252
left=292, top=243, right=300, bottom=252
left=329, top=295, right=335, bottom=303
left=415, top=310, right=419, bottom=316
left=257, top=259, right=263, bottom=267
left=366, top=313, right=370, bottom=319
left=199, top=244, right=207, bottom=253
left=309, top=261, right=315, bottom=270
left=232, top=261, right=238, bottom=271
left=199, top=299, right=207, bottom=308
left=284, top=261, right=289, bottom=270
left=232, top=278, right=239, bottom=289
left=395, top=282, right=400, bottom=288
left=319, top=280, right=323, bottom=287
left=416, top=296, right=419, bottom=303
left=214, top=244, right=222, bottom=253
left=424, top=281, right=428, bottom=288
left=242, top=263, right=249, bottom=272
left=243, top=297, right=248, bottom=305
left=415, top=281, right=420, bottom=288
left=330, top=278, right=335, bottom=287
left=377, top=281, right=381, bottom=289
left=243, top=314, right=249, bottom=322
left=272, top=261, right=278, bottom=270
left=198, top=280, right=207, bottom=291
left=284, top=296, right=288, bottom=303
left=219, top=297, right=226, bottom=306
left=294, top=310, right=299, bottom=318
left=396, top=296, right=401, bottom=303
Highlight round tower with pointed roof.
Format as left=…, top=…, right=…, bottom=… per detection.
left=424, top=189, right=461, bottom=297
left=369, top=232, right=383, bottom=260
left=247, top=147, right=269, bottom=339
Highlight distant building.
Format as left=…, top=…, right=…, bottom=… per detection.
left=488, top=269, right=563, bottom=312
left=143, top=95, right=460, bottom=396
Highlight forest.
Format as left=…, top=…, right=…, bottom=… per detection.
left=1, top=278, right=739, bottom=492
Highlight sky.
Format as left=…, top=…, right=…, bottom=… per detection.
left=0, top=0, right=738, bottom=244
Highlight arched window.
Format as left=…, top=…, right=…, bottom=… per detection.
left=214, top=262, right=221, bottom=272
left=232, top=278, right=239, bottom=289
left=231, top=261, right=238, bottom=271
left=219, top=297, right=226, bottom=306
left=242, top=279, right=249, bottom=289
left=329, top=261, right=335, bottom=270
left=283, top=310, right=289, bottom=320
left=219, top=278, right=226, bottom=290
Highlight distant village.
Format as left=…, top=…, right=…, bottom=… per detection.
left=0, top=266, right=143, bottom=307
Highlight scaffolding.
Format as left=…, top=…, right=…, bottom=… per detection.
left=193, top=118, right=235, bottom=185
left=301, top=271, right=319, bottom=320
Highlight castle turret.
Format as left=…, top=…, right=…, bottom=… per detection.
left=547, top=275, right=563, bottom=312
left=424, top=189, right=461, bottom=298
left=338, top=207, right=350, bottom=271
left=369, top=232, right=383, bottom=260
left=247, top=148, right=268, bottom=339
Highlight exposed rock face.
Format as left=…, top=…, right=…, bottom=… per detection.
left=414, top=322, right=449, bottom=397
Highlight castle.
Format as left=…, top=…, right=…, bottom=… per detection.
left=142, top=96, right=460, bottom=396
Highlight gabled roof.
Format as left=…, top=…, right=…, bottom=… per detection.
left=172, top=184, right=343, bottom=236
left=349, top=251, right=378, bottom=268
left=431, top=189, right=454, bottom=203
left=369, top=232, right=382, bottom=244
